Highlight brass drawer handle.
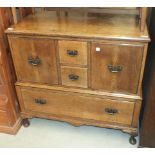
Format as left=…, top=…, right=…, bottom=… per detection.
left=105, top=108, right=118, bottom=115
left=107, top=64, right=123, bottom=73
left=67, top=50, right=78, bottom=56
left=28, top=56, right=41, bottom=66
left=34, top=98, right=47, bottom=105
left=68, top=74, right=79, bottom=81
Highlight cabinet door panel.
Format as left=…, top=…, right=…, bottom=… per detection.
left=91, top=43, right=143, bottom=94
left=9, top=37, right=58, bottom=85
left=59, top=40, right=87, bottom=66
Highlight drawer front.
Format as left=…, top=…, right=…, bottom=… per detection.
left=58, top=40, right=87, bottom=66
left=91, top=43, right=143, bottom=94
left=9, top=37, right=58, bottom=85
left=0, top=110, right=9, bottom=126
left=61, top=66, right=88, bottom=88
left=20, top=87, right=134, bottom=125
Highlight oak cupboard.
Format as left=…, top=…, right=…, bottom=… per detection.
left=6, top=9, right=150, bottom=144
left=0, top=8, right=21, bottom=134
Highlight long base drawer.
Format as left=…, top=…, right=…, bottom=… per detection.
left=18, top=87, right=135, bottom=125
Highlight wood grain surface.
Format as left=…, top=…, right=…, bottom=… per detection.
left=20, top=87, right=135, bottom=125
left=5, top=12, right=149, bottom=42
left=8, top=36, right=58, bottom=85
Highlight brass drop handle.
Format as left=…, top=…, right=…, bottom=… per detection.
left=105, top=108, right=118, bottom=115
left=28, top=56, right=41, bottom=66
left=107, top=64, right=123, bottom=73
left=67, top=50, right=78, bottom=56
left=68, top=74, right=79, bottom=81
left=34, top=98, right=47, bottom=105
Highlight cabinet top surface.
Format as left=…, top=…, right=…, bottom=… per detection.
left=6, top=11, right=149, bottom=42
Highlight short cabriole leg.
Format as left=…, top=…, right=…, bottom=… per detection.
left=129, top=135, right=137, bottom=145
left=22, top=118, right=30, bottom=127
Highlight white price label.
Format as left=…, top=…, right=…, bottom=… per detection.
left=96, top=47, right=101, bottom=52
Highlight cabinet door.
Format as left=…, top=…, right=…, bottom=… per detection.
left=9, top=37, right=58, bottom=85
left=91, top=42, right=143, bottom=94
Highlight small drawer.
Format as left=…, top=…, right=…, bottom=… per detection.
left=19, top=87, right=135, bottom=125
left=58, top=40, right=87, bottom=66
left=61, top=66, right=88, bottom=88
left=0, top=110, right=9, bottom=126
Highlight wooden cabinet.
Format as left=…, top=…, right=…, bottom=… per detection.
left=6, top=10, right=150, bottom=144
left=0, top=8, right=21, bottom=134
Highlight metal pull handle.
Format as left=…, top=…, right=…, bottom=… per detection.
left=68, top=74, right=79, bottom=81
left=105, top=108, right=118, bottom=115
left=67, top=50, right=78, bottom=56
left=28, top=56, right=41, bottom=66
left=34, top=98, right=46, bottom=105
left=107, top=64, right=123, bottom=73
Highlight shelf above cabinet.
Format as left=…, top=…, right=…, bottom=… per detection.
left=6, top=11, right=150, bottom=42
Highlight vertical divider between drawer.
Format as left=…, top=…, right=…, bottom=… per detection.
left=54, top=40, right=62, bottom=85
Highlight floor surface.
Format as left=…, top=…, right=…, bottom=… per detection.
left=0, top=118, right=138, bottom=148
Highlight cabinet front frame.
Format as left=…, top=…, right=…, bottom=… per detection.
left=7, top=34, right=148, bottom=97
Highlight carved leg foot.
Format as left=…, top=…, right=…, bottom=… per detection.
left=129, top=135, right=137, bottom=145
left=22, top=118, right=30, bottom=127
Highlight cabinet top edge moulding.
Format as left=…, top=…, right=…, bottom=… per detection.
left=6, top=7, right=150, bottom=42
